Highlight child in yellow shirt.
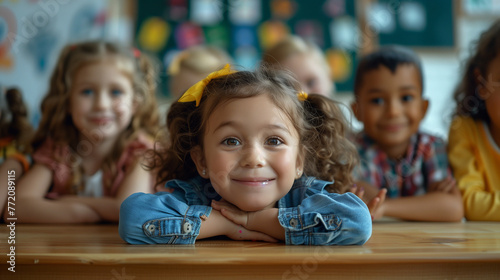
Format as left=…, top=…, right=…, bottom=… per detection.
left=448, top=19, right=500, bottom=221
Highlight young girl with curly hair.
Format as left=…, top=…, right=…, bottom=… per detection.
left=449, top=19, right=500, bottom=221
left=12, top=41, right=160, bottom=223
left=119, top=65, right=372, bottom=245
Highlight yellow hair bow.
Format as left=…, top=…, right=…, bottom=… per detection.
left=178, top=64, right=235, bottom=107
left=297, top=91, right=308, bottom=101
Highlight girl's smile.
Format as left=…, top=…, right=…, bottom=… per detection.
left=231, top=177, right=276, bottom=187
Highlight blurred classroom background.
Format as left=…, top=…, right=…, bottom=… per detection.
left=0, top=0, right=499, bottom=138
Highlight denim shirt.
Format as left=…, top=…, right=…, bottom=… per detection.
left=119, top=176, right=372, bottom=246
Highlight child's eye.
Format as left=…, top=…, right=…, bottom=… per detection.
left=370, top=98, right=384, bottom=105
left=111, top=89, right=123, bottom=96
left=402, top=95, right=414, bottom=102
left=222, top=138, right=241, bottom=146
left=81, top=89, right=94, bottom=96
left=306, top=78, right=317, bottom=89
left=265, top=137, right=283, bottom=146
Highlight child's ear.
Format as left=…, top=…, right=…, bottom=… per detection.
left=295, top=148, right=305, bottom=179
left=350, top=101, right=360, bottom=121
left=190, top=146, right=209, bottom=179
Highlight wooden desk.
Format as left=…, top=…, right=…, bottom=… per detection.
left=1, top=221, right=500, bottom=279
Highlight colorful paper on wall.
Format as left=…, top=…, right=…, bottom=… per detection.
left=270, top=0, right=296, bottom=20
left=258, top=20, right=290, bottom=50
left=232, top=25, right=257, bottom=48
left=323, top=0, right=345, bottom=18
left=174, top=22, right=204, bottom=49
left=25, top=27, right=56, bottom=72
left=190, top=0, right=223, bottom=25
left=169, top=0, right=188, bottom=21
left=399, top=1, right=426, bottom=31
left=229, top=0, right=261, bottom=25
left=295, top=20, right=323, bottom=48
left=138, top=17, right=170, bottom=52
left=326, top=48, right=351, bottom=82
left=0, top=6, right=16, bottom=69
left=204, top=24, right=229, bottom=49
left=329, top=16, right=358, bottom=50
left=367, top=3, right=396, bottom=34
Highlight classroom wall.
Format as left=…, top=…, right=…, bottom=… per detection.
left=0, top=1, right=498, bottom=139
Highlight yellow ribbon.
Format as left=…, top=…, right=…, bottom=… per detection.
left=178, top=64, right=235, bottom=107
left=297, top=91, right=308, bottom=101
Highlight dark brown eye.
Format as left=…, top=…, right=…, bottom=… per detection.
left=265, top=137, right=283, bottom=146
left=222, top=138, right=241, bottom=146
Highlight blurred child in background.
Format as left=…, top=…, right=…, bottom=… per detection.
left=448, top=19, right=500, bottom=221
left=351, top=46, right=463, bottom=222
left=154, top=45, right=233, bottom=129
left=0, top=88, right=34, bottom=219
left=168, top=45, right=233, bottom=99
left=261, top=35, right=335, bottom=98
left=12, top=41, right=160, bottom=223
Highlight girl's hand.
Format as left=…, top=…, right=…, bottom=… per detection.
left=212, top=200, right=285, bottom=241
left=225, top=222, right=278, bottom=242
left=367, top=189, right=387, bottom=221
left=428, top=178, right=456, bottom=193
left=350, top=184, right=366, bottom=201
left=351, top=185, right=387, bottom=221
left=207, top=207, right=278, bottom=242
left=211, top=199, right=251, bottom=228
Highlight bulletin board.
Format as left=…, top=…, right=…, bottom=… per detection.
left=369, top=0, right=455, bottom=48
left=134, top=0, right=360, bottom=95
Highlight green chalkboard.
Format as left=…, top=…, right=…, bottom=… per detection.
left=376, top=0, right=455, bottom=48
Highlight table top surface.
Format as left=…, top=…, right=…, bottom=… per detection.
left=1, top=221, right=500, bottom=266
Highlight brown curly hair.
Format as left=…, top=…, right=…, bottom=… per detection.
left=0, top=87, right=34, bottom=153
left=453, top=19, right=500, bottom=122
left=32, top=41, right=160, bottom=193
left=152, top=66, right=358, bottom=193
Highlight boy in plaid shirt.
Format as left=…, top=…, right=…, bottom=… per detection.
left=350, top=46, right=463, bottom=222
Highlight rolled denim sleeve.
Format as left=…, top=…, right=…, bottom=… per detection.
left=278, top=192, right=372, bottom=245
left=119, top=192, right=211, bottom=245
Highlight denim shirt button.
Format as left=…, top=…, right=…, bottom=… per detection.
left=328, top=219, right=334, bottom=225
left=147, top=224, right=156, bottom=233
left=183, top=222, right=192, bottom=233
left=290, top=218, right=298, bottom=227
